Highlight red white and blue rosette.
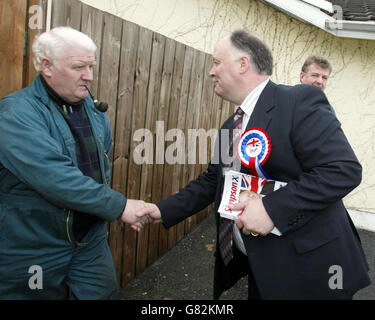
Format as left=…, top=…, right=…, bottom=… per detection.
left=237, top=127, right=271, bottom=179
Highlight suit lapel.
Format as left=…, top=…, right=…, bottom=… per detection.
left=245, top=80, right=277, bottom=131
left=219, top=81, right=278, bottom=175
left=241, top=80, right=277, bottom=174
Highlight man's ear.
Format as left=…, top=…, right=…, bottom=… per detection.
left=239, top=56, right=250, bottom=74
left=299, top=72, right=305, bottom=84
left=41, top=58, right=53, bottom=78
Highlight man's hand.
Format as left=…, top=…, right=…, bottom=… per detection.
left=121, top=199, right=149, bottom=232
left=136, top=203, right=162, bottom=224
left=229, top=196, right=274, bottom=236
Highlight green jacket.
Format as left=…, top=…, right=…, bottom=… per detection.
left=0, top=76, right=126, bottom=236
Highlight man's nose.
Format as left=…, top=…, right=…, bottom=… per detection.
left=82, top=66, right=93, bottom=81
left=209, top=66, right=215, bottom=77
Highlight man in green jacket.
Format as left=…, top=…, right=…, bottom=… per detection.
left=0, top=26, right=145, bottom=299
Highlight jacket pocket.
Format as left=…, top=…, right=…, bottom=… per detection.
left=102, top=149, right=111, bottom=184
left=293, top=221, right=339, bottom=254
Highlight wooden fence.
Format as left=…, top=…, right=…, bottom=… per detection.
left=0, top=0, right=235, bottom=287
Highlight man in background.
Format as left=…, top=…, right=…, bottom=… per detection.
left=300, top=54, right=336, bottom=115
left=300, top=54, right=332, bottom=91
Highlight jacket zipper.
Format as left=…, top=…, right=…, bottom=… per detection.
left=65, top=209, right=73, bottom=243
left=102, top=148, right=109, bottom=185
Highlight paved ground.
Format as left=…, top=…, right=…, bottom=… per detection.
left=118, top=212, right=375, bottom=300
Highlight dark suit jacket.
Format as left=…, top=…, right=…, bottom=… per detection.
left=157, top=81, right=370, bottom=299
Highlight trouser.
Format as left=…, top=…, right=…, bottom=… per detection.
left=214, top=242, right=261, bottom=300
left=0, top=221, right=118, bottom=300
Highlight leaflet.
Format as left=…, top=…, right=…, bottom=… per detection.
left=218, top=170, right=286, bottom=236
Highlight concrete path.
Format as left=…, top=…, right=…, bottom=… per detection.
left=118, top=212, right=375, bottom=300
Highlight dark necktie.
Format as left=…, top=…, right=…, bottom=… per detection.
left=219, top=107, right=244, bottom=266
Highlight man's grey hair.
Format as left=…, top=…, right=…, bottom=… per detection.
left=230, top=30, right=273, bottom=76
left=32, top=26, right=97, bottom=72
left=301, top=55, right=332, bottom=74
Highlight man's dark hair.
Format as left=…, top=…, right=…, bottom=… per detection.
left=230, top=30, right=273, bottom=76
left=301, top=55, right=332, bottom=74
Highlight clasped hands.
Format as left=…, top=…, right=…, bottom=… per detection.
left=120, top=199, right=161, bottom=232
left=121, top=192, right=275, bottom=235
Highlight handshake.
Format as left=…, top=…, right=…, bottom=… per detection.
left=120, top=199, right=162, bottom=232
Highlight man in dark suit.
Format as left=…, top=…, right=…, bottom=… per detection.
left=137, top=30, right=370, bottom=299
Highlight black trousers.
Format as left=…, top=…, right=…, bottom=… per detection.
left=214, top=244, right=261, bottom=300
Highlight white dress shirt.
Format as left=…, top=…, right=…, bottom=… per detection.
left=231, top=77, right=270, bottom=255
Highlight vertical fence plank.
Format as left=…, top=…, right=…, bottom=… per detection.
left=109, top=20, right=139, bottom=287
left=24, top=0, right=48, bottom=88
left=212, top=94, right=224, bottom=133
left=80, top=4, right=103, bottom=96
left=168, top=45, right=194, bottom=248
left=159, top=42, right=185, bottom=249
left=122, top=27, right=153, bottom=284
left=195, top=53, right=216, bottom=224
left=95, top=12, right=122, bottom=285
left=148, top=37, right=177, bottom=265
left=50, top=0, right=81, bottom=29
left=220, top=100, right=231, bottom=128
left=0, top=0, right=27, bottom=98
left=183, top=50, right=206, bottom=234
left=112, top=20, right=139, bottom=196
left=97, top=13, right=122, bottom=140
left=136, top=32, right=166, bottom=275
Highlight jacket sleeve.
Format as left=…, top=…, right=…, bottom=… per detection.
left=157, top=161, right=219, bottom=228
left=263, top=85, right=362, bottom=233
left=0, top=96, right=126, bottom=222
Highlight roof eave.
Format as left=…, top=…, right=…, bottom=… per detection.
left=260, top=0, right=375, bottom=40
left=325, top=20, right=375, bottom=40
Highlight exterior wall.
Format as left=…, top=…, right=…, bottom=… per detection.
left=81, top=0, right=375, bottom=213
